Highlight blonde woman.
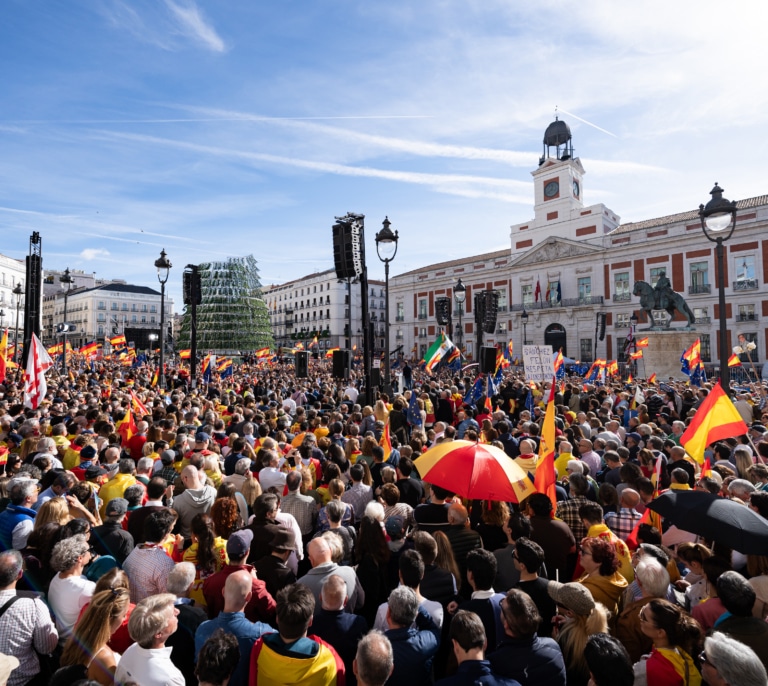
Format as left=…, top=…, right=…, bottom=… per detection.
left=33, top=496, right=73, bottom=532
left=57, top=588, right=130, bottom=685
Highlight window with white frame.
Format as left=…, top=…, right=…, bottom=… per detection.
left=521, top=284, right=533, bottom=307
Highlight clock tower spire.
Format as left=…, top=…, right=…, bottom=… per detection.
left=531, top=116, right=585, bottom=223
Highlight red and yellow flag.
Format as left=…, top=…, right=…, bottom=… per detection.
left=534, top=379, right=558, bottom=510
left=116, top=410, right=137, bottom=446
left=681, top=382, right=748, bottom=464
left=110, top=334, right=127, bottom=348
left=131, top=390, right=149, bottom=417
left=727, top=354, right=742, bottom=367
left=648, top=372, right=657, bottom=384
left=379, top=421, right=392, bottom=461
left=629, top=350, right=643, bottom=360
left=0, top=329, right=8, bottom=383
left=636, top=337, right=649, bottom=349
left=179, top=349, right=191, bottom=360
left=325, top=347, right=340, bottom=359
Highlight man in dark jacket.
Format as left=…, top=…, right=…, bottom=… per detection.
left=488, top=589, right=566, bottom=686
left=437, top=610, right=520, bottom=686
left=91, top=498, right=134, bottom=565
left=384, top=586, right=440, bottom=686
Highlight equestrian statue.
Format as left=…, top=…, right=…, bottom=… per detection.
left=633, top=271, right=696, bottom=330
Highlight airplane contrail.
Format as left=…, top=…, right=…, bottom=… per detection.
left=556, top=108, right=617, bottom=138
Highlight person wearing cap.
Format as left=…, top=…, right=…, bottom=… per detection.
left=196, top=570, right=274, bottom=686
left=202, top=529, right=277, bottom=625
left=254, top=528, right=298, bottom=599
left=180, top=432, right=214, bottom=471
left=547, top=580, right=608, bottom=686
left=91, top=497, right=134, bottom=565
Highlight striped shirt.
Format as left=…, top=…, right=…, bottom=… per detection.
left=0, top=590, right=58, bottom=686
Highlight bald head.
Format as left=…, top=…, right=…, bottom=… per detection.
left=181, top=465, right=201, bottom=488
left=519, top=439, right=534, bottom=455
left=308, top=538, right=332, bottom=567
left=223, top=570, right=253, bottom=612
left=620, top=488, right=641, bottom=509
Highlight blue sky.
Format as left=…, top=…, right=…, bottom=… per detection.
left=1, top=1, right=765, bottom=307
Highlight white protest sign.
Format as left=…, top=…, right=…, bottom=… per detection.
left=523, top=345, right=554, bottom=382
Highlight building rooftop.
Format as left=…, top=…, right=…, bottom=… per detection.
left=611, top=194, right=767, bottom=235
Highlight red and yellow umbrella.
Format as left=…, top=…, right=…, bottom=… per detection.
left=413, top=440, right=536, bottom=503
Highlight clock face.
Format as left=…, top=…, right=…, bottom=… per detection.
left=544, top=181, right=559, bottom=198
left=573, top=180, right=580, bottom=197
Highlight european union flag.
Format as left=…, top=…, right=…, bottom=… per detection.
left=407, top=391, right=422, bottom=427
left=464, top=376, right=484, bottom=407
left=525, top=387, right=534, bottom=414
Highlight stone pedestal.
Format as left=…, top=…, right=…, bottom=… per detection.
left=640, top=331, right=700, bottom=381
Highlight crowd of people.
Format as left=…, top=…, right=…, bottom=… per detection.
left=0, top=356, right=766, bottom=686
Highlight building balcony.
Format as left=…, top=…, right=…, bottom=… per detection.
left=733, top=278, right=758, bottom=291
left=417, top=313, right=428, bottom=320
left=688, top=284, right=711, bottom=295
left=498, top=305, right=508, bottom=313
left=613, top=293, right=632, bottom=303
left=694, top=316, right=711, bottom=324
left=737, top=313, right=758, bottom=322
left=418, top=331, right=428, bottom=338
left=510, top=296, right=605, bottom=311
left=395, top=315, right=405, bottom=322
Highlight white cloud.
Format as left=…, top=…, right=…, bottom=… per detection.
left=80, top=248, right=111, bottom=260
left=163, top=0, right=226, bottom=53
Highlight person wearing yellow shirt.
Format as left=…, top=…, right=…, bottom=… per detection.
left=97, top=459, right=138, bottom=517
left=554, top=441, right=576, bottom=480
left=580, top=501, right=634, bottom=583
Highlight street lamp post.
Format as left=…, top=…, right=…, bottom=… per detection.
left=454, top=279, right=466, bottom=353
left=0, top=310, right=4, bottom=328
left=155, top=249, right=172, bottom=390
left=630, top=311, right=639, bottom=375
left=375, top=217, right=399, bottom=394
left=60, top=268, right=73, bottom=377
left=521, top=309, right=529, bottom=347
left=699, top=183, right=737, bottom=395
left=12, top=283, right=23, bottom=365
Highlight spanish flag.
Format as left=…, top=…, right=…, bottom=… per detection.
left=379, top=421, right=392, bottom=461
left=627, top=373, right=633, bottom=383
left=680, top=381, right=748, bottom=464
left=131, top=390, right=149, bottom=417
left=629, top=350, right=643, bottom=360
left=648, top=372, right=657, bottom=384
left=116, top=410, right=137, bottom=446
left=534, top=380, right=558, bottom=510
left=110, top=334, right=127, bottom=348
left=325, top=347, right=340, bottom=359
left=151, top=367, right=159, bottom=387
left=728, top=354, right=742, bottom=367
left=179, top=349, right=191, bottom=360
left=79, top=341, right=101, bottom=357
left=254, top=347, right=271, bottom=358
left=606, top=360, right=618, bottom=376
left=0, top=329, right=7, bottom=383
left=636, top=337, right=649, bottom=349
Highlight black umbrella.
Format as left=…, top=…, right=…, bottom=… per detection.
left=647, top=490, right=768, bottom=554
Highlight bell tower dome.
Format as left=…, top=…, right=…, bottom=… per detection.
left=531, top=116, right=585, bottom=221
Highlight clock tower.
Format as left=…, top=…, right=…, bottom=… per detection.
left=531, top=117, right=585, bottom=222
left=510, top=117, right=619, bottom=256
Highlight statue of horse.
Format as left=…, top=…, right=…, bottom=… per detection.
left=633, top=280, right=696, bottom=329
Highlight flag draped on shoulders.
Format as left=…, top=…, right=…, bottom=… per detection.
left=681, top=381, right=748, bottom=464
left=534, top=380, right=557, bottom=510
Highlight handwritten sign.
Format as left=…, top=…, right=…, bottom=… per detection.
left=523, top=345, right=554, bottom=381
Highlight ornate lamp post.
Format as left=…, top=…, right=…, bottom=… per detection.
left=521, top=308, right=529, bottom=347
left=12, top=283, right=23, bottom=364
left=155, top=249, right=172, bottom=390
left=454, top=278, right=466, bottom=353
left=60, top=268, right=73, bottom=376
left=699, top=183, right=737, bottom=395
left=375, top=217, right=399, bottom=393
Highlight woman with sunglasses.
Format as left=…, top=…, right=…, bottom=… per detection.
left=635, top=598, right=703, bottom=686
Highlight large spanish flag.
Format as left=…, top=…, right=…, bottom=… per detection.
left=534, top=379, right=558, bottom=510
left=680, top=381, right=748, bottom=464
